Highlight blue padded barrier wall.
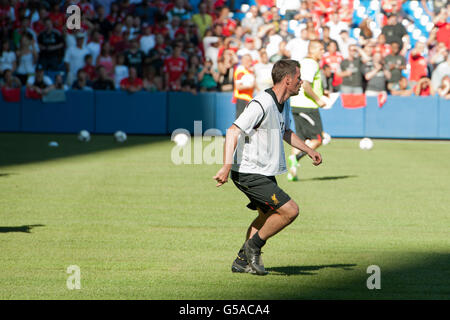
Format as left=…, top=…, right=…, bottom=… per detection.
left=95, top=91, right=167, bottom=134
left=364, top=96, right=439, bottom=139
left=21, top=90, right=95, bottom=133
left=0, top=90, right=21, bottom=132
left=438, top=98, right=450, bottom=139
left=1, top=90, right=449, bottom=139
left=215, top=92, right=235, bottom=134
left=319, top=98, right=365, bottom=137
left=168, top=92, right=216, bottom=134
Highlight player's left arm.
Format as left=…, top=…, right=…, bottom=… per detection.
left=283, top=129, right=322, bottom=166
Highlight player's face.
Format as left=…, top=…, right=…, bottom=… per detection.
left=289, top=67, right=302, bottom=96
left=315, top=44, right=325, bottom=60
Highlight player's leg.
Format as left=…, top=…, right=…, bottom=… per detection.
left=244, top=200, right=299, bottom=275
left=288, top=114, right=306, bottom=181
left=232, top=208, right=272, bottom=273
left=246, top=207, right=271, bottom=239
left=289, top=110, right=324, bottom=180
left=243, top=180, right=293, bottom=275
left=256, top=200, right=299, bottom=240
left=296, top=134, right=322, bottom=160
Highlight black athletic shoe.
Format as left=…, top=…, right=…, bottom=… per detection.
left=243, top=240, right=269, bottom=276
left=231, top=260, right=255, bottom=274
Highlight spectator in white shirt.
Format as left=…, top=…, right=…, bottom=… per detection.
left=0, top=41, right=16, bottom=73
left=286, top=28, right=309, bottom=62
left=253, top=48, right=274, bottom=94
left=86, top=30, right=102, bottom=65
left=64, top=33, right=90, bottom=85
left=431, top=55, right=450, bottom=92
left=205, top=37, right=221, bottom=70
left=15, top=34, right=38, bottom=85
left=241, top=6, right=265, bottom=37
left=276, top=0, right=301, bottom=20
left=237, top=37, right=260, bottom=62
left=326, top=12, right=349, bottom=40
left=114, top=53, right=129, bottom=89
left=139, top=25, right=156, bottom=55
left=26, top=64, right=54, bottom=95
left=337, top=30, right=357, bottom=59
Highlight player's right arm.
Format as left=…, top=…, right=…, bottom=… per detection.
left=213, top=124, right=240, bottom=187
left=301, top=59, right=326, bottom=107
left=303, top=80, right=326, bottom=108
left=213, top=101, right=264, bottom=187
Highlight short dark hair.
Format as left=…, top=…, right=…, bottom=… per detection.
left=271, top=59, right=299, bottom=84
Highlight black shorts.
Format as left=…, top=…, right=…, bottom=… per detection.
left=231, top=171, right=291, bottom=214
left=292, top=108, right=323, bottom=142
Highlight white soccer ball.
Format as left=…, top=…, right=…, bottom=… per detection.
left=322, top=132, right=331, bottom=145
left=240, top=74, right=255, bottom=87
left=359, top=137, right=373, bottom=150
left=173, top=133, right=189, bottom=147
left=114, top=130, right=127, bottom=143
left=48, top=141, right=59, bottom=147
left=78, top=130, right=91, bottom=142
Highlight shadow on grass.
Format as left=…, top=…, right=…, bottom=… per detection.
left=0, top=173, right=15, bottom=177
left=266, top=254, right=450, bottom=299
left=266, top=264, right=357, bottom=276
left=0, top=224, right=45, bottom=233
left=302, top=175, right=357, bottom=181
left=0, top=133, right=169, bottom=168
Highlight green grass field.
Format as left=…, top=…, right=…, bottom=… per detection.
left=0, top=133, right=449, bottom=300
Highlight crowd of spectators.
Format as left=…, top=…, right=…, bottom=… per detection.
left=0, top=0, right=449, bottom=99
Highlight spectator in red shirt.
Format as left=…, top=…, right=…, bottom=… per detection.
left=0, top=0, right=13, bottom=28
left=409, top=41, right=428, bottom=84
left=375, top=34, right=392, bottom=58
left=82, top=54, right=97, bottom=81
left=215, top=7, right=236, bottom=37
left=79, top=0, right=96, bottom=19
left=321, top=40, right=344, bottom=86
left=434, top=8, right=450, bottom=49
left=257, top=0, right=275, bottom=6
left=152, top=13, right=170, bottom=39
left=106, top=2, right=125, bottom=24
left=109, top=23, right=126, bottom=52
left=48, top=3, right=65, bottom=33
left=120, top=66, right=143, bottom=93
left=163, top=44, right=187, bottom=91
left=414, top=76, right=434, bottom=96
left=32, top=7, right=49, bottom=35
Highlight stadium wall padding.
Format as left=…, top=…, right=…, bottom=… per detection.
left=364, top=96, right=439, bottom=139
left=438, top=98, right=450, bottom=139
left=0, top=91, right=21, bottom=132
left=95, top=91, right=167, bottom=134
left=21, top=90, right=95, bottom=133
left=319, top=96, right=449, bottom=139
left=214, top=92, right=235, bottom=134
left=167, top=92, right=215, bottom=134
left=0, top=90, right=449, bottom=139
left=319, top=99, right=365, bottom=137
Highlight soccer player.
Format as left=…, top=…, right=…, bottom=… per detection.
left=213, top=59, right=322, bottom=275
left=288, top=40, right=326, bottom=181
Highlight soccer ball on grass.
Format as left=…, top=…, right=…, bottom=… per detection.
left=359, top=138, right=373, bottom=150
left=78, top=130, right=91, bottom=142
left=114, top=131, right=127, bottom=143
